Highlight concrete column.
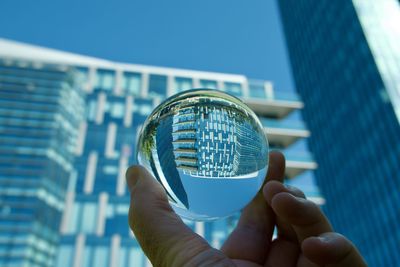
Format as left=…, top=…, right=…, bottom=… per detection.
left=264, top=81, right=274, bottom=99
left=124, top=95, right=133, bottom=127
left=72, top=234, right=85, bottom=267
left=75, top=122, right=87, bottom=156
left=113, top=69, right=123, bottom=96
left=84, top=151, right=98, bottom=194
left=105, top=123, right=117, bottom=158
left=96, top=192, right=108, bottom=236
left=95, top=92, right=106, bottom=124
left=141, top=72, right=149, bottom=97
left=60, top=191, right=75, bottom=234
left=116, top=156, right=128, bottom=196
left=109, top=234, right=121, bottom=267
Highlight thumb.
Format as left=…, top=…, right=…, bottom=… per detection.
left=126, top=165, right=229, bottom=267
left=302, top=232, right=367, bottom=267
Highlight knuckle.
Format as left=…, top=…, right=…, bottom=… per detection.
left=125, top=165, right=138, bottom=178
left=131, top=179, right=167, bottom=203
left=175, top=238, right=232, bottom=267
left=285, top=184, right=306, bottom=198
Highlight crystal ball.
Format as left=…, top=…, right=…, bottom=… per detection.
left=137, top=89, right=269, bottom=221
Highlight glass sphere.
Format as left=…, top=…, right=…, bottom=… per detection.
left=137, top=89, right=269, bottom=221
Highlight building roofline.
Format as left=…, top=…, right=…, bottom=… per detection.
left=0, top=38, right=248, bottom=82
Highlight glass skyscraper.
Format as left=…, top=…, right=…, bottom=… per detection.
left=0, top=38, right=323, bottom=267
left=277, top=0, right=400, bottom=266
left=0, top=59, right=85, bottom=266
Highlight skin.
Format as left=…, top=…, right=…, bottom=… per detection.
left=126, top=151, right=367, bottom=267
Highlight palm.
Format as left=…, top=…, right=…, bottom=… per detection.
left=127, top=152, right=366, bottom=267
left=226, top=235, right=308, bottom=267
left=219, top=152, right=309, bottom=267
left=220, top=184, right=311, bottom=267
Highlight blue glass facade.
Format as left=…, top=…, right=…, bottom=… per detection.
left=277, top=0, right=400, bottom=266
left=0, top=38, right=323, bottom=266
left=0, top=59, right=84, bottom=266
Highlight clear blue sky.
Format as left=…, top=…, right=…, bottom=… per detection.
left=0, top=0, right=294, bottom=91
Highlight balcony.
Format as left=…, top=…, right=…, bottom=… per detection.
left=260, top=118, right=310, bottom=147
left=283, top=151, right=317, bottom=178
left=242, top=91, right=303, bottom=119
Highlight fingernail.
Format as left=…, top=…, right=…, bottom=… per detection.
left=284, top=184, right=299, bottom=196
left=125, top=166, right=142, bottom=192
left=129, top=176, right=140, bottom=190
left=284, top=184, right=296, bottom=191
left=317, top=233, right=336, bottom=243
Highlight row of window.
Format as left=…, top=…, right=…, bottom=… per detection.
left=81, top=69, right=270, bottom=99
left=56, top=244, right=145, bottom=267
left=86, top=100, right=154, bottom=121
left=66, top=200, right=131, bottom=235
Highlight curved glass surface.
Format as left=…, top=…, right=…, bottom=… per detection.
left=137, top=89, right=269, bottom=221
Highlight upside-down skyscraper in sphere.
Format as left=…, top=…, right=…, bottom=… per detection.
left=277, top=0, right=400, bottom=266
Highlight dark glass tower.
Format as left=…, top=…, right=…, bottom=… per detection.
left=277, top=0, right=400, bottom=266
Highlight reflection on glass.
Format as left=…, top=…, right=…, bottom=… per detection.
left=175, top=77, right=193, bottom=92
left=93, top=247, right=108, bottom=267
left=148, top=74, right=167, bottom=97
left=56, top=247, right=73, bottom=267
left=122, top=72, right=141, bottom=95
left=95, top=69, right=115, bottom=90
left=248, top=80, right=266, bottom=98
left=200, top=79, right=218, bottom=89
left=110, top=102, right=125, bottom=118
left=224, top=82, right=242, bottom=97
left=81, top=203, right=96, bottom=232
left=137, top=89, right=269, bottom=220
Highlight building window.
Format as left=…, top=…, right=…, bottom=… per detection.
left=103, top=165, right=118, bottom=175
left=81, top=203, right=97, bottom=233
left=129, top=248, right=144, bottom=266
left=174, top=77, right=193, bottom=93
left=122, top=72, right=141, bottom=95
left=76, top=67, right=89, bottom=87
left=110, top=103, right=125, bottom=119
left=93, top=246, right=109, bottom=267
left=200, top=79, right=218, bottom=89
left=248, top=80, right=266, bottom=98
left=138, top=104, right=152, bottom=115
left=83, top=247, right=92, bottom=267
left=118, top=247, right=127, bottom=267
left=56, top=246, right=73, bottom=267
left=87, top=100, right=97, bottom=121
left=70, top=203, right=81, bottom=233
left=224, top=82, right=242, bottom=97
left=148, top=74, right=167, bottom=97
left=95, top=69, right=115, bottom=90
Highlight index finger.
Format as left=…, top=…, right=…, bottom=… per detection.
left=266, top=185, right=333, bottom=243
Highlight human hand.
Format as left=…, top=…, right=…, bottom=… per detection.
left=126, top=151, right=367, bottom=267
